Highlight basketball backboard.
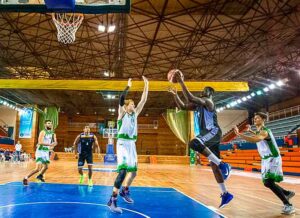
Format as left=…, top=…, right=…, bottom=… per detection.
left=103, top=128, right=117, bottom=139
left=0, top=0, right=130, bottom=14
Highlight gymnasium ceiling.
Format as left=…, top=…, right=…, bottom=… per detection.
left=0, top=0, right=300, bottom=116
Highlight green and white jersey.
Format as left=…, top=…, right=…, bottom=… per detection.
left=117, top=112, right=137, bottom=141
left=38, top=129, right=54, bottom=151
left=256, top=127, right=280, bottom=159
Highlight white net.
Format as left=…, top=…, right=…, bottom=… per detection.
left=52, top=13, right=84, bottom=44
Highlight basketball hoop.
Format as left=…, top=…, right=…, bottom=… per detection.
left=52, top=13, right=84, bottom=44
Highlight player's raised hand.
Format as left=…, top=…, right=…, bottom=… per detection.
left=142, top=76, right=148, bottom=85
left=174, top=69, right=184, bottom=82
left=127, top=78, right=132, bottom=87
left=167, top=87, right=177, bottom=95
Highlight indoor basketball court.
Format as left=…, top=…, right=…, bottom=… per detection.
left=0, top=0, right=300, bottom=217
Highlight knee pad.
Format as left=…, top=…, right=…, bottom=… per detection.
left=114, top=169, right=127, bottom=189
left=189, top=138, right=205, bottom=153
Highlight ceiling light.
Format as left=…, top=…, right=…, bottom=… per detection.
left=103, top=71, right=109, bottom=77
left=237, top=99, right=242, bottom=104
left=107, top=25, right=116, bottom=33
left=230, top=101, right=237, bottom=107
left=269, top=84, right=275, bottom=89
left=256, top=90, right=263, bottom=95
left=247, top=95, right=251, bottom=99
left=263, top=87, right=269, bottom=92
left=98, top=24, right=106, bottom=32
left=251, top=92, right=256, bottom=97
left=276, top=80, right=284, bottom=86
left=242, top=97, right=247, bottom=101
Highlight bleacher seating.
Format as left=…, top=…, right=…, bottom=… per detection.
left=200, top=147, right=300, bottom=175
left=265, top=114, right=300, bottom=137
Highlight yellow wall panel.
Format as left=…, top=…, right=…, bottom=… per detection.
left=0, top=79, right=249, bottom=92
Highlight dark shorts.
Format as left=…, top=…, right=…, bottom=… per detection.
left=78, top=152, right=93, bottom=167
left=196, top=127, right=222, bottom=158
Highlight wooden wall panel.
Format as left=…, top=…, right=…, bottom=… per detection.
left=54, top=114, right=186, bottom=156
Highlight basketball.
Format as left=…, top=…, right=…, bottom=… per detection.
left=167, top=69, right=183, bottom=83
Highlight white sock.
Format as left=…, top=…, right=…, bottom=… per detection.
left=207, top=153, right=221, bottom=165
left=219, top=183, right=227, bottom=194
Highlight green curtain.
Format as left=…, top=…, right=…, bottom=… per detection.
left=164, top=109, right=189, bottom=144
left=39, top=106, right=59, bottom=131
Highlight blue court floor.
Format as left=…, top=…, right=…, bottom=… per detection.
left=0, top=182, right=224, bottom=218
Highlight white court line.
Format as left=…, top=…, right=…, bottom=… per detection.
left=0, top=202, right=150, bottom=218
left=4, top=182, right=177, bottom=192
left=173, top=188, right=227, bottom=218
left=241, top=193, right=300, bottom=211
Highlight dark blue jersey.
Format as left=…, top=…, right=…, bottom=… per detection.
left=196, top=105, right=221, bottom=136
left=79, top=133, right=95, bottom=154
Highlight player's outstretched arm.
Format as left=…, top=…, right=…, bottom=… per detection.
left=175, top=70, right=213, bottom=110
left=168, top=87, right=195, bottom=110
left=234, top=126, right=268, bottom=143
left=73, top=135, right=80, bottom=158
left=118, top=78, right=131, bottom=120
left=136, top=76, right=149, bottom=116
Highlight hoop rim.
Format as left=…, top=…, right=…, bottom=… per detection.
left=52, top=12, right=84, bottom=17
left=52, top=13, right=84, bottom=27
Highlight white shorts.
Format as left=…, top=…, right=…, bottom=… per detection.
left=35, top=149, right=50, bottom=164
left=117, top=139, right=137, bottom=172
left=261, top=156, right=283, bottom=183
